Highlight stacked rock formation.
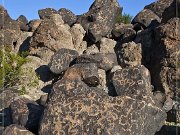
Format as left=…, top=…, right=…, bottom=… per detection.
left=0, top=0, right=179, bottom=135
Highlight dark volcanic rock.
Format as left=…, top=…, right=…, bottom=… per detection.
left=29, top=14, right=74, bottom=62
left=116, top=41, right=142, bottom=67
left=76, top=53, right=118, bottom=71
left=112, top=65, right=153, bottom=100
left=0, top=89, right=19, bottom=127
left=119, top=28, right=136, bottom=44
left=112, top=23, right=134, bottom=40
left=38, top=8, right=58, bottom=19
left=155, top=125, right=180, bottom=135
left=77, top=0, right=122, bottom=42
left=16, top=15, right=29, bottom=31
left=151, top=17, right=180, bottom=96
left=2, top=124, right=34, bottom=135
left=10, top=97, right=43, bottom=133
left=0, top=6, right=21, bottom=51
left=134, top=28, right=154, bottom=67
left=48, top=48, right=79, bottom=74
left=58, top=8, right=77, bottom=26
left=63, top=63, right=99, bottom=87
left=161, top=0, right=180, bottom=23
left=39, top=78, right=166, bottom=135
left=132, top=9, right=161, bottom=28
left=144, top=0, right=174, bottom=18
left=28, top=19, right=41, bottom=32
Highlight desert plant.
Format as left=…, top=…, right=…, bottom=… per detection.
left=117, top=13, right=133, bottom=24
left=0, top=49, right=30, bottom=89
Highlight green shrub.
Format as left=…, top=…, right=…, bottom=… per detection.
left=0, top=49, right=30, bottom=89
left=117, top=13, right=133, bottom=24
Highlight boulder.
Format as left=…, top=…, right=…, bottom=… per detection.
left=151, top=17, right=180, bottom=96
left=132, top=9, right=161, bottom=28
left=162, top=0, right=180, bottom=23
left=112, top=23, right=134, bottom=40
left=0, top=6, right=21, bottom=51
left=119, top=28, right=136, bottom=44
left=144, top=0, right=174, bottom=18
left=98, top=38, right=116, bottom=54
left=76, top=53, right=118, bottom=71
left=63, top=63, right=99, bottom=87
left=134, top=28, right=154, bottom=67
left=10, top=97, right=43, bottom=133
left=2, top=124, right=34, bottom=135
left=16, top=15, right=29, bottom=31
left=18, top=56, right=53, bottom=100
left=28, top=19, right=41, bottom=32
left=48, top=48, right=79, bottom=74
left=39, top=78, right=166, bottom=135
left=77, top=0, right=122, bottom=42
left=14, top=32, right=33, bottom=54
left=116, top=41, right=142, bottom=67
left=58, top=8, right=77, bottom=26
left=112, top=65, right=153, bottom=100
left=29, top=14, right=74, bottom=62
left=70, top=24, right=86, bottom=54
left=84, top=44, right=99, bottom=55
left=38, top=8, right=58, bottom=19
left=0, top=89, right=19, bottom=127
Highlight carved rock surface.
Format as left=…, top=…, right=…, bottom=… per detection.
left=49, top=48, right=79, bottom=74
left=112, top=65, right=152, bottom=100
left=39, top=79, right=166, bottom=135
left=77, top=0, right=121, bottom=42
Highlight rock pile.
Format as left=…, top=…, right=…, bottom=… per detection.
left=0, top=0, right=179, bottom=134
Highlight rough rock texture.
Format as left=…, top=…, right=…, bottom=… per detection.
left=48, top=48, right=79, bottom=74
left=97, top=69, right=108, bottom=93
left=134, top=28, right=154, bottom=67
left=39, top=78, right=166, bottom=135
left=116, top=41, right=142, bottom=67
left=132, top=9, right=161, bottom=28
left=19, top=56, right=53, bottom=100
left=0, top=89, right=19, bottom=127
left=112, top=65, right=153, bottom=100
left=28, top=19, right=41, bottom=32
left=151, top=17, right=180, bottom=96
left=29, top=14, right=74, bottom=62
left=38, top=8, right=58, bottom=19
left=63, top=63, right=99, bottom=87
left=84, top=44, right=99, bottom=55
left=58, top=8, right=77, bottom=26
left=112, top=23, right=134, bottom=40
left=76, top=53, right=118, bottom=71
left=98, top=38, right=116, bottom=53
left=119, top=28, right=136, bottom=44
left=144, top=0, right=174, bottom=18
left=0, top=6, right=21, bottom=51
left=14, top=32, right=33, bottom=54
left=97, top=53, right=118, bottom=71
left=70, top=24, right=86, bottom=54
left=161, top=0, right=180, bottom=23
left=10, top=97, right=43, bottom=133
left=2, top=124, right=34, bottom=135
left=16, top=15, right=29, bottom=31
left=77, top=0, right=122, bottom=42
